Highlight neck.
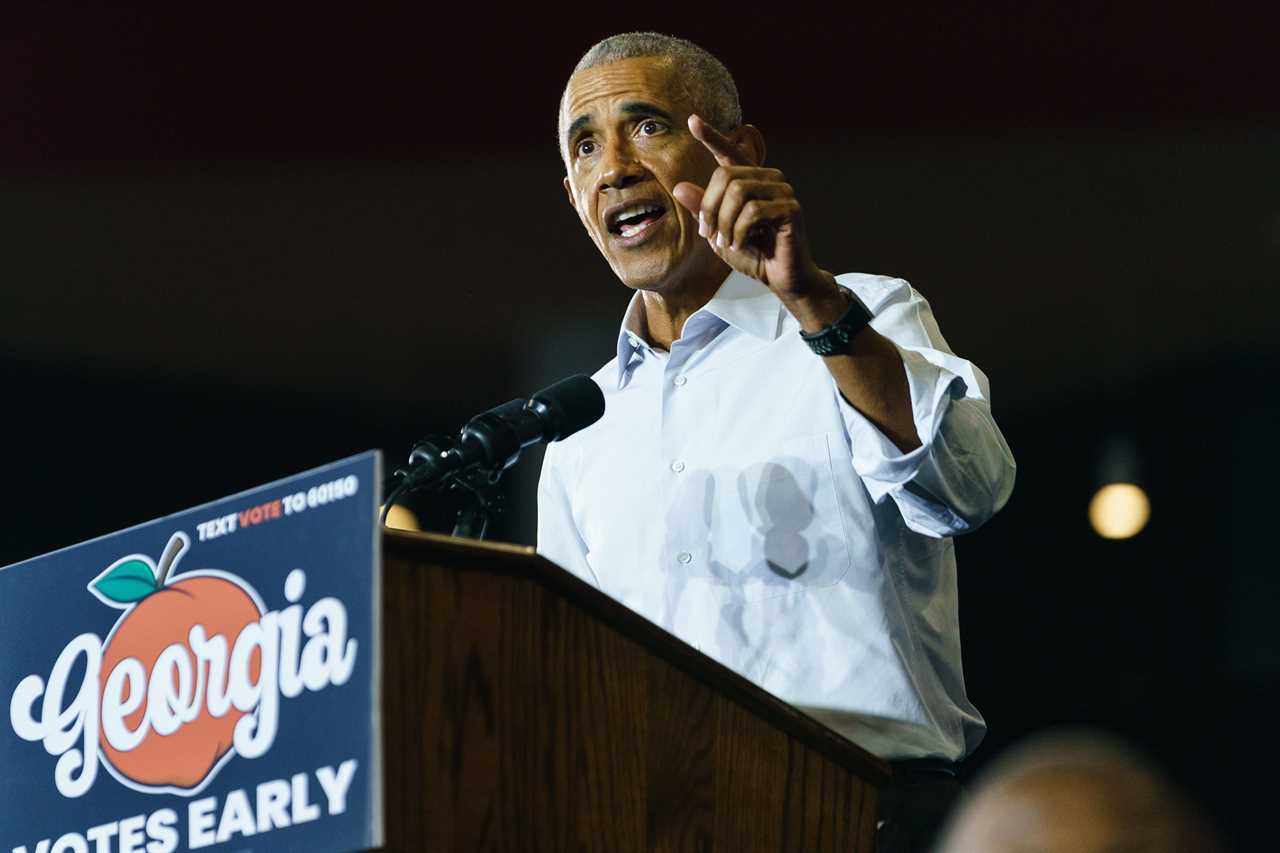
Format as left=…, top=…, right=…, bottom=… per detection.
left=639, top=254, right=732, bottom=350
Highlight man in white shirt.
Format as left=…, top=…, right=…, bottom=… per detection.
left=539, top=32, right=1015, bottom=852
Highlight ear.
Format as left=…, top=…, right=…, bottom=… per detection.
left=730, top=124, right=767, bottom=167
left=563, top=176, right=577, bottom=211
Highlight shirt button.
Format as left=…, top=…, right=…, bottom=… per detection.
left=677, top=551, right=693, bottom=565
left=673, top=375, right=687, bottom=387
left=671, top=460, right=686, bottom=473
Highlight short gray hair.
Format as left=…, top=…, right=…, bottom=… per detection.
left=559, top=32, right=742, bottom=154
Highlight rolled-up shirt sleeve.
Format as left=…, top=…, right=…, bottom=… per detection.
left=834, top=274, right=1016, bottom=538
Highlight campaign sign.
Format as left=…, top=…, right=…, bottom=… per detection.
left=1, top=452, right=383, bottom=853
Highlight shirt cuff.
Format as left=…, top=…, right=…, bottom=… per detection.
left=835, top=345, right=969, bottom=504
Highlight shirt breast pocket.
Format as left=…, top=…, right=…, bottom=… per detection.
left=714, top=432, right=854, bottom=599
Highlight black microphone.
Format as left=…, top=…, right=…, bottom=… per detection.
left=404, top=375, right=605, bottom=489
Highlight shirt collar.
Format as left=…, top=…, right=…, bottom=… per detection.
left=614, top=271, right=784, bottom=388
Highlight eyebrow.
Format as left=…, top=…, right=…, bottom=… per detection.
left=565, top=114, right=593, bottom=148
left=564, top=102, right=676, bottom=150
left=619, top=101, right=674, bottom=123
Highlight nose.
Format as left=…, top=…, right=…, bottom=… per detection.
left=597, top=139, right=646, bottom=193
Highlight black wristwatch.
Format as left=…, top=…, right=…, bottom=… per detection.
left=798, top=286, right=873, bottom=356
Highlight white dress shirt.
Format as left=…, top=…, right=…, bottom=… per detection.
left=537, top=270, right=1015, bottom=760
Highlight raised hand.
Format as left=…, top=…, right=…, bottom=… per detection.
left=672, top=114, right=826, bottom=301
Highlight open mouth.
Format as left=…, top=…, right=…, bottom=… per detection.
left=606, top=202, right=668, bottom=242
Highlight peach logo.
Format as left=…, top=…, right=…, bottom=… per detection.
left=9, top=531, right=358, bottom=799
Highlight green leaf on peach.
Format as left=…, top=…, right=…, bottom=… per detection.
left=93, top=558, right=158, bottom=604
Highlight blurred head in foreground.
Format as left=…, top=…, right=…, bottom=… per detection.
left=934, top=730, right=1225, bottom=853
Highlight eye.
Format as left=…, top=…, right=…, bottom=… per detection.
left=575, top=138, right=597, bottom=158
left=639, top=119, right=666, bottom=136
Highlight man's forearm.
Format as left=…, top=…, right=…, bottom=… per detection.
left=783, top=271, right=923, bottom=454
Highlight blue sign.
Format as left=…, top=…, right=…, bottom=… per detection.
left=1, top=452, right=382, bottom=853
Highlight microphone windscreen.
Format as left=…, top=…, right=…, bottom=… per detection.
left=531, top=375, right=605, bottom=440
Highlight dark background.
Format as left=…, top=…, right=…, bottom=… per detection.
left=3, top=3, right=1277, bottom=847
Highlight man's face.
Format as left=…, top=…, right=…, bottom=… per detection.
left=560, top=56, right=720, bottom=291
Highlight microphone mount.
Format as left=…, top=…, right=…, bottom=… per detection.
left=380, top=374, right=606, bottom=541
left=384, top=434, right=508, bottom=541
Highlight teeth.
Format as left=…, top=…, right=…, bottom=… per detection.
left=611, top=203, right=661, bottom=228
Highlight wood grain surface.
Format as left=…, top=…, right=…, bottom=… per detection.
left=381, top=530, right=885, bottom=852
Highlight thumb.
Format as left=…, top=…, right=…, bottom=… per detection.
left=672, top=181, right=704, bottom=215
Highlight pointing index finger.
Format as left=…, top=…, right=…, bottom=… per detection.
left=689, top=114, right=741, bottom=167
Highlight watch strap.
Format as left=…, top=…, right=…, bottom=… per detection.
left=798, top=286, right=873, bottom=356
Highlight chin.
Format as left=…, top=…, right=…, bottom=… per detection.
left=617, top=269, right=674, bottom=292
left=610, top=255, right=678, bottom=292
left=611, top=242, right=709, bottom=293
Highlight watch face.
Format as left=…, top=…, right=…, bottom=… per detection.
left=819, top=334, right=841, bottom=356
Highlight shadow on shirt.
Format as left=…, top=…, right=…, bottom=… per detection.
left=663, top=438, right=855, bottom=604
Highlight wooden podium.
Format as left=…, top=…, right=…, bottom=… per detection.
left=379, top=529, right=889, bottom=852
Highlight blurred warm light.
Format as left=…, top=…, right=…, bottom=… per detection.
left=1088, top=483, right=1150, bottom=539
left=382, top=504, right=421, bottom=531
